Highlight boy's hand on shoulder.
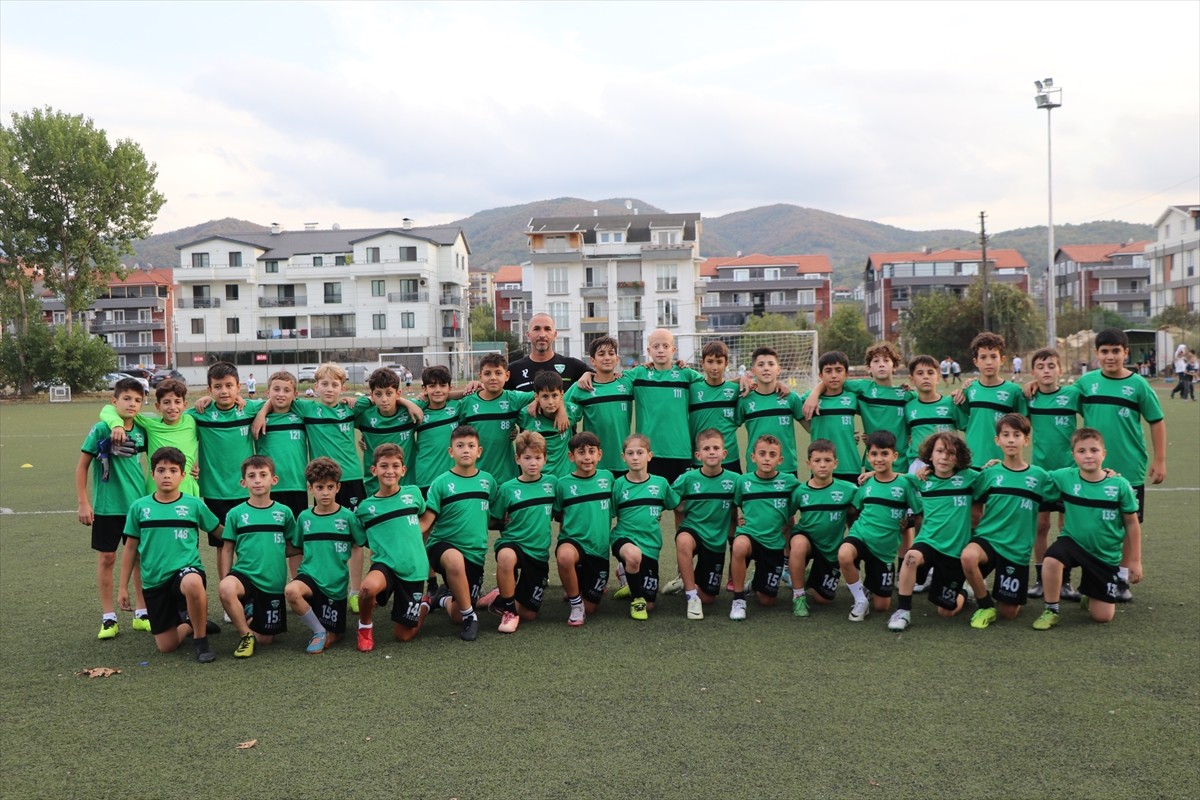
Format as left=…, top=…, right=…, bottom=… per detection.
left=775, top=382, right=791, bottom=397
left=737, top=374, right=755, bottom=397
left=856, top=471, right=872, bottom=485
left=951, top=387, right=968, bottom=405
left=801, top=390, right=821, bottom=420
left=399, top=398, right=424, bottom=423
left=983, top=458, right=1001, bottom=469
left=1023, top=380, right=1037, bottom=399
left=461, top=380, right=483, bottom=395
left=109, top=426, right=127, bottom=445
left=235, top=396, right=247, bottom=410
left=553, top=404, right=569, bottom=432
left=250, top=416, right=267, bottom=439
left=913, top=466, right=932, bottom=481
left=195, top=396, right=212, bottom=413
left=576, top=372, right=595, bottom=392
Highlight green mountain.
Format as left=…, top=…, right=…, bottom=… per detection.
left=122, top=217, right=269, bottom=268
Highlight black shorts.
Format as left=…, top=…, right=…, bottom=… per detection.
left=274, top=490, right=310, bottom=519
left=676, top=529, right=725, bottom=597
left=366, top=564, right=427, bottom=627
left=556, top=539, right=609, bottom=604
left=143, top=566, right=206, bottom=635
left=426, top=542, right=484, bottom=605
left=495, top=542, right=549, bottom=612
left=842, top=536, right=895, bottom=597
left=336, top=479, right=366, bottom=511
left=226, top=570, right=287, bottom=635
left=611, top=538, right=660, bottom=603
left=969, top=537, right=1028, bottom=606
left=1045, top=536, right=1122, bottom=603
left=204, top=498, right=241, bottom=546
left=790, top=533, right=840, bottom=600
left=648, top=457, right=690, bottom=484
left=908, top=542, right=966, bottom=611
left=1038, top=499, right=1065, bottom=514
left=91, top=514, right=126, bottom=553
left=293, top=573, right=347, bottom=633
left=735, top=535, right=785, bottom=597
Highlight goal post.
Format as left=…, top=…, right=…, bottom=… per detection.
left=379, top=349, right=503, bottom=383
left=674, top=330, right=819, bottom=392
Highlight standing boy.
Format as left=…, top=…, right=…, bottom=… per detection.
left=689, top=341, right=744, bottom=474
left=517, top=371, right=581, bottom=477
left=411, top=365, right=463, bottom=493
left=903, top=355, right=967, bottom=473
left=788, top=440, right=857, bottom=618
left=554, top=432, right=614, bottom=626
left=737, top=347, right=807, bottom=475
left=354, top=367, right=423, bottom=496
left=565, top=336, right=634, bottom=477
left=799, top=352, right=862, bottom=485
left=101, top=377, right=200, bottom=497
left=460, top=353, right=543, bottom=485
left=255, top=371, right=310, bottom=520
left=959, top=332, right=1027, bottom=468
left=729, top=435, right=800, bottom=620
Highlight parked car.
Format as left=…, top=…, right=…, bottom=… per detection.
left=105, top=372, right=150, bottom=391
left=297, top=365, right=318, bottom=382
left=122, top=367, right=155, bottom=381
left=149, top=368, right=186, bottom=388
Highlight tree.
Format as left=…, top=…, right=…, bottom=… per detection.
left=0, top=107, right=165, bottom=330
left=0, top=256, right=43, bottom=394
left=1151, top=304, right=1200, bottom=332
left=743, top=312, right=808, bottom=332
left=0, top=320, right=52, bottom=393
left=903, top=284, right=1042, bottom=364
left=1056, top=303, right=1131, bottom=336
left=820, top=304, right=873, bottom=362
left=468, top=303, right=520, bottom=355
left=49, top=325, right=116, bottom=392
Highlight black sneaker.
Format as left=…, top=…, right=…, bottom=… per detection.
left=1115, top=582, right=1134, bottom=603
left=1060, top=582, right=1081, bottom=602
left=460, top=613, right=479, bottom=642
left=194, top=637, right=216, bottom=663
left=205, top=619, right=222, bottom=635
left=429, top=585, right=451, bottom=613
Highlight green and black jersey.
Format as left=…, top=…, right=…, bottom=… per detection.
left=737, top=389, right=805, bottom=473
left=291, top=398, right=361, bottom=482
left=459, top=391, right=534, bottom=484
left=223, top=501, right=297, bottom=593
left=356, top=488, right=428, bottom=583
left=611, top=474, right=681, bottom=558
left=491, top=475, right=557, bottom=563
left=565, top=377, right=633, bottom=473
left=257, top=410, right=309, bottom=493
left=973, top=463, right=1052, bottom=564
left=849, top=474, right=923, bottom=563
left=412, top=399, right=462, bottom=488
left=733, top=470, right=801, bottom=550
left=913, top=471, right=981, bottom=558
left=81, top=420, right=148, bottom=514
left=791, top=478, right=857, bottom=561
left=1043, top=467, right=1139, bottom=566
left=1027, top=386, right=1080, bottom=472
left=124, top=493, right=220, bottom=589
left=186, top=400, right=266, bottom=500
left=904, top=395, right=966, bottom=464
left=799, top=390, right=860, bottom=479
left=554, top=469, right=614, bottom=559
left=1075, top=370, right=1163, bottom=486
left=844, top=379, right=913, bottom=471
left=353, top=396, right=417, bottom=495
left=425, top=469, right=496, bottom=567
left=295, top=506, right=366, bottom=600
left=671, top=468, right=737, bottom=552
left=963, top=380, right=1027, bottom=467
left=625, top=365, right=704, bottom=459
left=689, top=380, right=742, bottom=466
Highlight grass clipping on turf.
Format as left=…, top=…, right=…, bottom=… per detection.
left=75, top=667, right=121, bottom=678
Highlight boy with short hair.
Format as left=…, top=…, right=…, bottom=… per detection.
left=787, top=440, right=857, bottom=618
left=959, top=332, right=1027, bottom=468
left=218, top=455, right=298, bottom=658
left=737, top=347, right=807, bottom=475
left=285, top=457, right=366, bottom=654
left=356, top=444, right=431, bottom=649
left=1032, top=428, right=1143, bottom=629
left=459, top=353, right=541, bottom=485
left=729, top=435, right=801, bottom=620
left=419, top=425, right=496, bottom=641
left=354, top=367, right=423, bottom=496
left=564, top=336, right=634, bottom=477
left=482, top=431, right=557, bottom=633
left=255, top=371, right=310, bottom=519
left=78, top=377, right=150, bottom=639
left=838, top=431, right=923, bottom=622
left=554, top=432, right=614, bottom=626
left=799, top=352, right=862, bottom=485
left=118, top=447, right=223, bottom=662
left=903, top=355, right=967, bottom=473
left=962, top=414, right=1051, bottom=629
left=101, top=377, right=200, bottom=497
left=690, top=341, right=744, bottom=474
left=411, top=365, right=463, bottom=492
left=518, top=371, right=581, bottom=476
left=668, top=429, right=738, bottom=619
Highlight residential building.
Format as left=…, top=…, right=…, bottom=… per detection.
left=863, top=248, right=1029, bottom=340
left=173, top=221, right=470, bottom=379
left=699, top=253, right=832, bottom=331
left=1053, top=241, right=1152, bottom=323
left=1145, top=205, right=1200, bottom=317
left=524, top=212, right=704, bottom=359
left=468, top=269, right=494, bottom=312
left=492, top=264, right=529, bottom=334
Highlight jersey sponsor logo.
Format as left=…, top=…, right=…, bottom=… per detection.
left=570, top=485, right=578, bottom=496
left=692, top=482, right=702, bottom=492
left=513, top=488, right=523, bottom=501
left=142, top=507, right=152, bottom=520
left=471, top=405, right=479, bottom=415
left=369, top=416, right=379, bottom=427
left=801, top=494, right=810, bottom=505
left=747, top=401, right=756, bottom=412
left=995, top=475, right=1005, bottom=486
left=240, top=513, right=250, bottom=524
left=870, top=386, right=878, bottom=398
left=621, top=489, right=630, bottom=501
left=1089, top=384, right=1100, bottom=394
left=521, top=369, right=528, bottom=378
left=447, top=482, right=457, bottom=493
left=303, top=519, right=312, bottom=532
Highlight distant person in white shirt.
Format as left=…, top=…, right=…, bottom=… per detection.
left=1011, top=355, right=1023, bottom=380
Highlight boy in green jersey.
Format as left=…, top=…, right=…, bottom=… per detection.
left=838, top=431, right=923, bottom=623
left=800, top=351, right=862, bottom=484
left=412, top=365, right=462, bottom=492
left=481, top=431, right=557, bottom=633
left=286, top=458, right=366, bottom=654
left=118, top=447, right=223, bottom=663
left=887, top=432, right=977, bottom=631
left=219, top=455, right=299, bottom=658
left=737, top=347, right=807, bottom=475
left=78, top=377, right=150, bottom=639
left=554, top=432, right=614, bottom=627
left=517, top=371, right=581, bottom=477
left=460, top=353, right=556, bottom=486
left=956, top=332, right=1027, bottom=468
left=690, top=341, right=743, bottom=474
left=962, top=414, right=1052, bottom=629
left=102, top=378, right=201, bottom=497
left=903, top=355, right=966, bottom=474
left=255, top=371, right=310, bottom=519
left=354, top=367, right=423, bottom=496
left=1031, top=428, right=1143, bottom=630
left=419, top=426, right=496, bottom=642
left=609, top=434, right=682, bottom=620
left=666, top=429, right=738, bottom=620
left=356, top=444, right=431, bottom=651
left=787, top=440, right=857, bottom=618
left=188, top=362, right=266, bottom=580
left=564, top=336, right=633, bottom=476
left=729, top=435, right=800, bottom=620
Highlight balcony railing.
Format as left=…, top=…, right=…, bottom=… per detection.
left=442, top=326, right=463, bottom=337
left=389, top=291, right=430, bottom=303
left=440, top=293, right=464, bottom=305
left=177, top=297, right=221, bottom=309
left=258, top=297, right=307, bottom=308
left=310, top=327, right=356, bottom=338
left=113, top=342, right=166, bottom=353
left=91, top=319, right=162, bottom=333
left=256, top=329, right=308, bottom=339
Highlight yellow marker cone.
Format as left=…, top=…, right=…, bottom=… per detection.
left=21, top=464, right=33, bottom=468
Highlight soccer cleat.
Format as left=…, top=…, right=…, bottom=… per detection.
left=194, top=639, right=216, bottom=663
left=567, top=604, right=586, bottom=627
left=1060, top=582, right=1081, bottom=602
left=848, top=599, right=870, bottom=623
left=661, top=577, right=684, bottom=595
left=1032, top=609, right=1060, bottom=630
left=357, top=626, right=375, bottom=652
left=428, top=585, right=450, bottom=612
left=498, top=611, right=520, bottom=634
left=913, top=568, right=933, bottom=594
left=779, top=570, right=792, bottom=588
left=234, top=632, right=255, bottom=658
left=131, top=615, right=151, bottom=632
left=97, top=619, right=119, bottom=640
left=729, top=599, right=747, bottom=621
left=478, top=588, right=501, bottom=614
left=629, top=598, right=648, bottom=621
left=792, top=595, right=810, bottom=618
left=460, top=614, right=479, bottom=641
left=970, top=607, right=997, bottom=629
left=886, top=610, right=910, bottom=631
left=348, top=594, right=360, bottom=614
left=1028, top=580, right=1044, bottom=598
left=686, top=596, right=704, bottom=620
left=306, top=630, right=328, bottom=654
left=612, top=584, right=632, bottom=601
left=222, top=610, right=232, bottom=624
left=1115, top=584, right=1133, bottom=603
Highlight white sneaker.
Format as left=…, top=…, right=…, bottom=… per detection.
left=779, top=569, right=792, bottom=588
left=729, top=599, right=747, bottom=621
left=222, top=610, right=232, bottom=624
left=567, top=604, right=585, bottom=627
left=887, top=610, right=911, bottom=631
left=849, top=598, right=870, bottom=622
left=913, top=568, right=933, bottom=594
left=662, top=577, right=685, bottom=595
left=686, top=595, right=704, bottom=620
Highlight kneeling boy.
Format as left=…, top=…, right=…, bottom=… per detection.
left=670, top=429, right=738, bottom=620
left=729, top=435, right=800, bottom=620
left=554, top=432, right=614, bottom=626
left=788, top=440, right=857, bottom=617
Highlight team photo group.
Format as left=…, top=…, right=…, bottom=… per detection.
left=78, top=313, right=1165, bottom=663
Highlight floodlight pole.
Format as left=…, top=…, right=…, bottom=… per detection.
left=1035, top=80, right=1062, bottom=347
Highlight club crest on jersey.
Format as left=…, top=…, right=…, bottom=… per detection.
left=616, top=384, right=628, bottom=394
left=499, top=401, right=510, bottom=411
left=721, top=480, right=734, bottom=492
left=840, top=397, right=852, bottom=407
left=1005, top=566, right=1015, bottom=576
left=597, top=479, right=610, bottom=490
left=891, top=487, right=904, bottom=499
left=401, top=493, right=415, bottom=505
left=1025, top=477, right=1040, bottom=489
left=1104, top=485, right=1119, bottom=498
left=271, top=599, right=281, bottom=610
left=648, top=485, right=660, bottom=497
left=174, top=506, right=189, bottom=518
left=997, top=390, right=1011, bottom=402
left=541, top=483, right=553, bottom=494
left=831, top=490, right=846, bottom=502
left=334, top=519, right=347, bottom=531
left=723, top=388, right=735, bottom=399
left=480, top=479, right=490, bottom=491
left=1055, top=395, right=1071, bottom=407
left=935, top=406, right=950, bottom=417
left=772, top=480, right=786, bottom=491
left=272, top=510, right=286, bottom=523
left=951, top=476, right=964, bottom=488
left=1121, top=386, right=1135, bottom=397
left=555, top=364, right=565, bottom=374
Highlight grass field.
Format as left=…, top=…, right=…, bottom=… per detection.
left=1, top=392, right=1197, bottom=799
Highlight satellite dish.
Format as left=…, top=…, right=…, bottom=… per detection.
left=625, top=200, right=633, bottom=210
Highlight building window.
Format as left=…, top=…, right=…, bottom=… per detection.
left=366, top=247, right=380, bottom=263
left=138, top=309, right=151, bottom=323
left=191, top=318, right=204, bottom=335
left=226, top=318, right=240, bottom=335
left=113, top=332, right=126, bottom=346
left=547, top=267, right=568, bottom=295
left=399, top=247, right=417, bottom=262
left=655, top=230, right=679, bottom=246
left=618, top=297, right=641, bottom=322
left=613, top=232, right=624, bottom=243
left=768, top=291, right=785, bottom=306
left=112, top=309, right=126, bottom=323
left=704, top=292, right=720, bottom=307
left=312, top=256, right=324, bottom=267
left=139, top=331, right=152, bottom=345
left=372, top=313, right=386, bottom=330
left=265, top=260, right=279, bottom=273
left=229, top=252, right=242, bottom=267
left=324, top=282, right=342, bottom=304
left=764, top=267, right=780, bottom=280
left=548, top=302, right=569, bottom=329
left=401, top=312, right=415, bottom=329
left=191, top=252, right=210, bottom=268
left=656, top=265, right=678, bottom=292
left=733, top=269, right=749, bottom=282
left=335, top=255, right=346, bottom=266
left=546, top=235, right=567, bottom=253
left=798, top=289, right=816, bottom=306
left=372, top=280, right=385, bottom=297
left=225, top=284, right=239, bottom=301
left=657, top=299, right=678, bottom=326
left=600, top=232, right=611, bottom=244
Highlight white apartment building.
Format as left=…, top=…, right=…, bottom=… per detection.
left=523, top=212, right=704, bottom=360
left=173, top=221, right=470, bottom=381
left=1145, top=205, right=1200, bottom=317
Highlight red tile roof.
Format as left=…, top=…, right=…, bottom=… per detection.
left=494, top=265, right=523, bottom=283
left=699, top=256, right=738, bottom=277
left=701, top=253, right=832, bottom=276
left=1056, top=243, right=1122, bottom=264
left=112, top=268, right=173, bottom=286
left=868, top=248, right=1028, bottom=271
left=1108, top=240, right=1151, bottom=256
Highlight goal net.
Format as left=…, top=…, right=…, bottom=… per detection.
left=674, top=330, right=819, bottom=392
left=379, top=349, right=503, bottom=383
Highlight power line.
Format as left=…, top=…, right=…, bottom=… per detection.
left=1075, top=174, right=1200, bottom=224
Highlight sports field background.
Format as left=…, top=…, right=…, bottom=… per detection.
left=1, top=392, right=1197, bottom=799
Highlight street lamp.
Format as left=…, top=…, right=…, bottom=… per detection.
left=1035, top=78, right=1062, bottom=347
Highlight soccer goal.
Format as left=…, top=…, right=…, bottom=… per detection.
left=379, top=349, right=503, bottom=383
left=674, top=330, right=819, bottom=391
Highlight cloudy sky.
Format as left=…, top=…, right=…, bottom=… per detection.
left=2, top=1, right=1197, bottom=236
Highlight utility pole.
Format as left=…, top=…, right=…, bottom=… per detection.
left=979, top=211, right=990, bottom=332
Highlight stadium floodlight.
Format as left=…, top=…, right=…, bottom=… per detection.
left=1035, top=77, right=1063, bottom=347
